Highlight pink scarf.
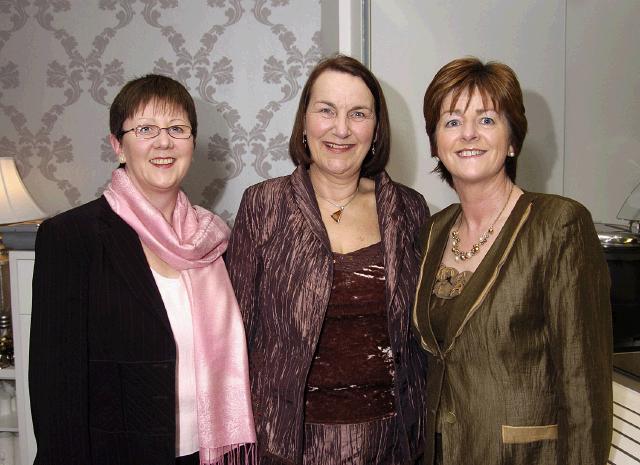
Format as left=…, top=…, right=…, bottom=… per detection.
left=104, top=169, right=256, bottom=465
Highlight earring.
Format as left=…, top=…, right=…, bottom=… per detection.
left=371, top=145, right=376, bottom=156
left=507, top=151, right=515, bottom=158
left=303, top=133, right=307, bottom=146
left=118, top=153, right=126, bottom=164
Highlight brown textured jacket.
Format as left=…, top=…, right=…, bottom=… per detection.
left=412, top=192, right=613, bottom=465
left=227, top=166, right=430, bottom=464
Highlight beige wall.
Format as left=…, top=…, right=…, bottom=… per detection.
left=371, top=0, right=640, bottom=223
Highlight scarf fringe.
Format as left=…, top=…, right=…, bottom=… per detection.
left=200, top=443, right=257, bottom=465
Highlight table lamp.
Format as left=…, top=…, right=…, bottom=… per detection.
left=0, top=157, right=46, bottom=335
left=0, top=157, right=46, bottom=226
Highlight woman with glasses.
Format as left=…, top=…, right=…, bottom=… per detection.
left=226, top=55, right=429, bottom=464
left=29, top=74, right=256, bottom=465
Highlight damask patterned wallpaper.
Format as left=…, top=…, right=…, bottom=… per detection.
left=0, top=0, right=322, bottom=222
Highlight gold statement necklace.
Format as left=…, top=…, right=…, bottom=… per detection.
left=451, top=184, right=514, bottom=261
left=317, top=188, right=359, bottom=223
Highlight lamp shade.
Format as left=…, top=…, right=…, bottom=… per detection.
left=0, top=157, right=46, bottom=224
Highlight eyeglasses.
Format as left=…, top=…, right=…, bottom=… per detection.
left=120, top=125, right=192, bottom=140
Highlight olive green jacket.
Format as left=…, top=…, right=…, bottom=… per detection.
left=412, top=192, right=613, bottom=465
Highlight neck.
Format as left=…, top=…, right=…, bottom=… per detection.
left=308, top=165, right=360, bottom=202
left=454, top=176, right=513, bottom=231
left=124, top=169, right=179, bottom=223
left=154, top=195, right=178, bottom=223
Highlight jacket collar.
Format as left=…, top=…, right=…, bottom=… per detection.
left=290, top=165, right=409, bottom=316
left=413, top=192, right=534, bottom=356
left=96, top=197, right=173, bottom=335
left=290, top=165, right=332, bottom=254
left=375, top=170, right=410, bottom=308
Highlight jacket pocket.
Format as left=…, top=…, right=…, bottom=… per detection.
left=89, top=359, right=174, bottom=433
left=501, top=424, right=557, bottom=464
left=501, top=424, right=558, bottom=444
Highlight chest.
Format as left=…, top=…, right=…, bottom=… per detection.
left=86, top=237, right=175, bottom=362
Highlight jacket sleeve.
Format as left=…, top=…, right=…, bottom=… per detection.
left=227, top=188, right=262, bottom=345
left=545, top=201, right=613, bottom=464
left=29, top=217, right=91, bottom=464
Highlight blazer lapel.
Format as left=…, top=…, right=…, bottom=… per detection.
left=443, top=193, right=534, bottom=354
left=97, top=199, right=173, bottom=335
left=290, top=166, right=333, bottom=254
left=376, top=172, right=409, bottom=314
left=412, top=205, right=460, bottom=356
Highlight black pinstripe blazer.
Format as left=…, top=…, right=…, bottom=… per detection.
left=29, top=196, right=179, bottom=465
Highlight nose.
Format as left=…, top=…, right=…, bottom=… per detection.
left=333, top=114, right=351, bottom=138
left=154, top=127, right=173, bottom=147
left=461, top=120, right=479, bottom=141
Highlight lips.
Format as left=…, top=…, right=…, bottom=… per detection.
left=456, top=149, right=485, bottom=157
left=323, top=141, right=355, bottom=152
left=150, top=157, right=176, bottom=166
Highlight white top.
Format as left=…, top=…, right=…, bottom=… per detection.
left=151, top=270, right=199, bottom=457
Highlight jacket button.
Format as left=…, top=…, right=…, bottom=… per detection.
left=444, top=411, right=457, bottom=424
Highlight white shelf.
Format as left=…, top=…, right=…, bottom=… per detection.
left=0, top=411, right=18, bottom=432
left=0, top=368, right=15, bottom=380
left=10, top=250, right=37, bottom=465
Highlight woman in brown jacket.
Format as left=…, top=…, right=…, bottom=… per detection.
left=227, top=55, right=429, bottom=464
left=412, top=57, right=612, bottom=464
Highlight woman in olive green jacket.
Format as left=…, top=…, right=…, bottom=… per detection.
left=412, top=57, right=612, bottom=465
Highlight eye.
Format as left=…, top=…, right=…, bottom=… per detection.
left=168, top=125, right=185, bottom=135
left=480, top=116, right=495, bottom=125
left=348, top=110, right=371, bottom=121
left=137, top=125, right=155, bottom=135
left=444, top=119, right=461, bottom=128
left=318, top=107, right=336, bottom=118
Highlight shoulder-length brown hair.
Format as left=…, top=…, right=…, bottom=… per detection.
left=289, top=55, right=390, bottom=178
left=423, top=57, right=527, bottom=187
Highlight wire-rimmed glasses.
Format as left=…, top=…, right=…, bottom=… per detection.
left=119, top=125, right=192, bottom=140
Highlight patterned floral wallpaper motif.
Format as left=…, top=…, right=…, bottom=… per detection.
left=0, top=0, right=322, bottom=221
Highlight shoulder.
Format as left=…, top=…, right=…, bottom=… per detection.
left=527, top=192, right=594, bottom=226
left=377, top=172, right=430, bottom=223
left=238, top=175, right=291, bottom=211
left=232, top=175, right=294, bottom=244
left=35, top=197, right=112, bottom=264
left=39, top=197, right=110, bottom=237
left=244, top=174, right=291, bottom=195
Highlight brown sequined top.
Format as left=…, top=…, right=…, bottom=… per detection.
left=304, top=242, right=395, bottom=424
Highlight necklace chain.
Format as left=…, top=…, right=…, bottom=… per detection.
left=317, top=188, right=359, bottom=224
left=451, top=184, right=514, bottom=261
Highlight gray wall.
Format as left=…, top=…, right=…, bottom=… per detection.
left=371, top=0, right=640, bottom=223
left=0, top=0, right=322, bottom=221
left=4, top=1, right=638, bottom=224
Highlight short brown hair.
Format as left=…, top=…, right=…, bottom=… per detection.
left=109, top=74, right=197, bottom=144
left=423, top=57, right=527, bottom=187
left=289, top=55, right=390, bottom=178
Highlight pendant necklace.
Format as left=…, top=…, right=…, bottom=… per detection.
left=317, top=188, right=359, bottom=223
left=451, top=184, right=514, bottom=261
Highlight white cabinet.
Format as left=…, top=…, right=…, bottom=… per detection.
left=8, top=251, right=35, bottom=465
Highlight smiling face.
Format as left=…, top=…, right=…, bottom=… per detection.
left=435, top=88, right=514, bottom=189
left=110, top=99, right=193, bottom=202
left=304, top=70, right=376, bottom=179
